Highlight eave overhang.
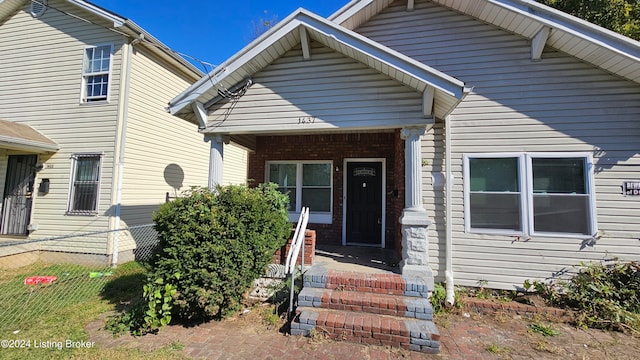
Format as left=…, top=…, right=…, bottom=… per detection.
left=67, top=1, right=203, bottom=81
left=331, top=0, right=640, bottom=84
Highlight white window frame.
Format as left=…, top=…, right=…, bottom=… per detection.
left=67, top=153, right=103, bottom=215
left=464, top=152, right=597, bottom=238
left=80, top=44, right=113, bottom=103
left=266, top=160, right=333, bottom=224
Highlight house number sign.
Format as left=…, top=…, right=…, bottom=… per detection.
left=298, top=116, right=316, bottom=124
left=622, top=181, right=640, bottom=195
left=354, top=167, right=376, bottom=177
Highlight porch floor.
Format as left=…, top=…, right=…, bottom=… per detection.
left=313, top=245, right=400, bottom=274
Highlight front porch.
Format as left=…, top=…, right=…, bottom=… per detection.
left=292, top=243, right=440, bottom=353
left=248, top=131, right=405, bottom=250
left=314, top=244, right=400, bottom=274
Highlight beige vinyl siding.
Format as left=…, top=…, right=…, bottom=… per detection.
left=359, top=0, right=640, bottom=289
left=0, top=1, right=124, bottom=254
left=223, top=144, right=248, bottom=185
left=206, top=42, right=425, bottom=134
left=0, top=0, right=23, bottom=21
left=118, top=46, right=209, bottom=246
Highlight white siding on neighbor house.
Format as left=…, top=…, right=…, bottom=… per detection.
left=358, top=0, right=640, bottom=289
left=205, top=42, right=426, bottom=134
left=0, top=0, right=23, bottom=25
left=117, top=46, right=210, bottom=253
left=0, top=1, right=125, bottom=254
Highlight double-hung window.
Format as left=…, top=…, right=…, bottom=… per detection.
left=81, top=44, right=112, bottom=103
left=464, top=153, right=596, bottom=237
left=67, top=154, right=102, bottom=215
left=267, top=161, right=332, bottom=224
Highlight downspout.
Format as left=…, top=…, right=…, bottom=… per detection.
left=111, top=38, right=136, bottom=267
left=444, top=115, right=455, bottom=306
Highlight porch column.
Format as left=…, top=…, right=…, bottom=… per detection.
left=206, top=135, right=224, bottom=190
left=399, top=126, right=434, bottom=289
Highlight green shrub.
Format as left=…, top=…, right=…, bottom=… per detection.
left=430, top=283, right=447, bottom=314
left=430, top=283, right=461, bottom=314
left=150, top=184, right=290, bottom=321
left=524, top=260, right=640, bottom=332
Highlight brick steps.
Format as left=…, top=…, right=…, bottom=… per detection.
left=298, top=287, right=433, bottom=320
left=303, top=269, right=431, bottom=297
left=291, top=267, right=440, bottom=353
left=291, top=308, right=440, bottom=354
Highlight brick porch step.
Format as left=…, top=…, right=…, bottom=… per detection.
left=298, top=287, right=433, bottom=320
left=303, top=269, right=430, bottom=298
left=293, top=267, right=439, bottom=353
left=291, top=307, right=440, bottom=354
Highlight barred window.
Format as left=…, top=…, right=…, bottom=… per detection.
left=67, top=154, right=102, bottom=214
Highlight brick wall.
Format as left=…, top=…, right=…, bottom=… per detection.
left=248, top=132, right=403, bottom=247
left=273, top=230, right=316, bottom=266
left=393, top=129, right=405, bottom=257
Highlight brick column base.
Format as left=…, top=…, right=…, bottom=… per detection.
left=273, top=230, right=316, bottom=266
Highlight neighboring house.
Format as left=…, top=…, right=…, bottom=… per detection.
left=0, top=0, right=246, bottom=267
left=169, top=0, right=640, bottom=292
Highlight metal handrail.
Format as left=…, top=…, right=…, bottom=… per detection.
left=286, top=207, right=309, bottom=317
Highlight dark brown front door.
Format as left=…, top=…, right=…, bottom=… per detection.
left=345, top=161, right=383, bottom=246
left=1, top=155, right=37, bottom=236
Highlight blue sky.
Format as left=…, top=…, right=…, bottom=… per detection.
left=91, top=0, right=348, bottom=69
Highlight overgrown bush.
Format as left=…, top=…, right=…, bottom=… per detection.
left=150, top=184, right=291, bottom=321
left=524, top=260, right=640, bottom=333
left=107, top=184, right=290, bottom=335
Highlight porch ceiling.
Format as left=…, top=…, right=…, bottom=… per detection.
left=0, top=119, right=59, bottom=153
left=168, top=9, right=468, bottom=125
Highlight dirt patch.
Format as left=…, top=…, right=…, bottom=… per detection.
left=87, top=302, right=640, bottom=359
left=438, top=303, right=640, bottom=360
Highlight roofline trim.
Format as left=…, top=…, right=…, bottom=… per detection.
left=0, top=136, right=59, bottom=152
left=493, top=0, right=640, bottom=61
left=169, top=8, right=466, bottom=116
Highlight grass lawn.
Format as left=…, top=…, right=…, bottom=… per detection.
left=0, top=261, right=186, bottom=359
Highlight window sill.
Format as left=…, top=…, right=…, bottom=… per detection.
left=530, top=231, right=596, bottom=239
left=467, top=228, right=596, bottom=239
left=79, top=100, right=110, bottom=106
left=65, top=211, right=99, bottom=217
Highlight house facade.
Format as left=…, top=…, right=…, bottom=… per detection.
left=0, top=0, right=246, bottom=267
left=169, top=0, right=640, bottom=292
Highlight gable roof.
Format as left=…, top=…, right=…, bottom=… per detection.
left=331, top=0, right=640, bottom=84
left=168, top=8, right=469, bottom=123
left=0, top=0, right=202, bottom=81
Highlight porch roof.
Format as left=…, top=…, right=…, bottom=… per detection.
left=168, top=9, right=469, bottom=124
left=0, top=119, right=59, bottom=153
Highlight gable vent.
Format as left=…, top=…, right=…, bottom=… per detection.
left=30, top=0, right=48, bottom=18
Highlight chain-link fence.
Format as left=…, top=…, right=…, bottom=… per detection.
left=0, top=224, right=158, bottom=333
